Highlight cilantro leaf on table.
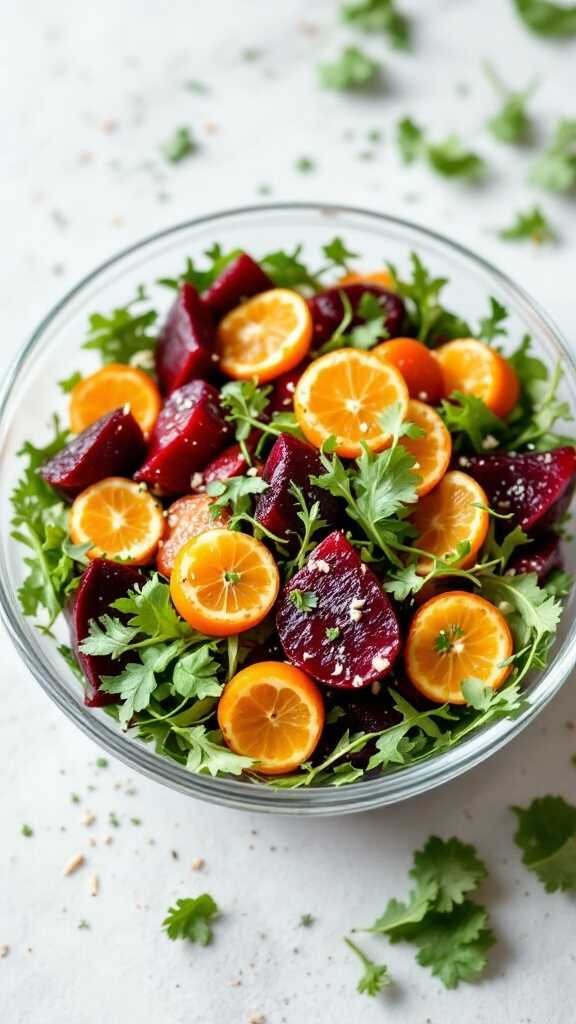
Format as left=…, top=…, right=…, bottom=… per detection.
left=318, top=46, right=381, bottom=91
left=530, top=119, right=576, bottom=193
left=82, top=286, right=158, bottom=364
left=410, top=837, right=488, bottom=913
left=344, top=938, right=392, bottom=997
left=499, top=206, right=556, bottom=244
left=158, top=244, right=241, bottom=291
left=513, top=0, right=576, bottom=37
left=410, top=901, right=496, bottom=989
left=368, top=880, right=437, bottom=938
left=484, top=63, right=536, bottom=144
left=396, top=117, right=424, bottom=164
left=387, top=253, right=471, bottom=345
left=512, top=796, right=576, bottom=892
left=161, top=126, right=197, bottom=164
left=341, top=0, right=411, bottom=48
left=427, top=136, right=486, bottom=180
left=162, top=894, right=219, bottom=944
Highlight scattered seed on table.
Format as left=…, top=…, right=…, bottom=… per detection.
left=63, top=853, right=85, bottom=876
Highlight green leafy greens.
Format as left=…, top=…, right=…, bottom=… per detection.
left=318, top=47, right=381, bottom=91
left=512, top=796, right=576, bottom=891
left=341, top=0, right=410, bottom=48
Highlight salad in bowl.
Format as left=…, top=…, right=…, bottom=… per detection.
left=4, top=205, right=575, bottom=808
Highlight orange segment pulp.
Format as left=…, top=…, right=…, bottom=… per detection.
left=405, top=591, right=513, bottom=704
left=411, top=470, right=489, bottom=572
left=156, top=494, right=230, bottom=577
left=402, top=399, right=452, bottom=497
left=69, top=477, right=165, bottom=563
left=217, top=661, right=325, bottom=774
left=294, top=348, right=408, bottom=457
left=170, top=529, right=280, bottom=636
left=70, top=363, right=162, bottom=437
left=336, top=269, right=395, bottom=290
left=435, top=338, right=519, bottom=418
left=216, top=288, right=313, bottom=382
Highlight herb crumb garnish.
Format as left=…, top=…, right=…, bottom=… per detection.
left=318, top=46, right=381, bottom=92
left=512, top=796, right=576, bottom=892
left=21, top=824, right=34, bottom=838
left=344, top=937, right=392, bottom=997
left=299, top=913, right=316, bottom=927
left=161, top=126, right=197, bottom=164
left=63, top=852, right=85, bottom=877
left=162, top=894, right=220, bottom=945
left=499, top=207, right=556, bottom=245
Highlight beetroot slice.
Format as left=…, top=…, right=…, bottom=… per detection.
left=308, top=283, right=406, bottom=348
left=67, top=559, right=145, bottom=707
left=276, top=531, right=402, bottom=689
left=201, top=432, right=260, bottom=486
left=203, top=253, right=273, bottom=319
left=461, top=447, right=576, bottom=532
left=155, top=283, right=215, bottom=394
left=508, top=532, right=562, bottom=582
left=268, top=360, right=309, bottom=415
left=134, top=380, right=231, bottom=495
left=254, top=433, right=341, bottom=545
left=40, top=409, right=145, bottom=499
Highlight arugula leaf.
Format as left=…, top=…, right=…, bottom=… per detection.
left=206, top=475, right=269, bottom=519
left=322, top=237, right=359, bottom=271
left=162, top=894, right=219, bottom=944
left=387, top=253, right=471, bottom=345
left=318, top=46, right=381, bottom=91
left=172, top=646, right=222, bottom=700
left=290, top=589, right=319, bottom=612
left=530, top=119, right=576, bottom=193
left=484, top=63, right=535, bottom=144
left=478, top=297, right=509, bottom=344
left=499, top=206, right=556, bottom=244
left=396, top=117, right=424, bottom=164
left=344, top=938, right=392, bottom=997
left=161, top=126, right=197, bottom=163
left=260, top=246, right=320, bottom=290
left=83, top=286, right=157, bottom=364
left=512, top=796, right=576, bottom=891
left=410, top=837, right=488, bottom=913
left=158, top=244, right=241, bottom=291
left=411, top=901, right=495, bottom=989
left=505, top=341, right=573, bottom=450
left=341, top=0, right=410, bottom=48
left=219, top=380, right=271, bottom=450
left=427, top=136, right=486, bottom=180
left=514, top=0, right=576, bottom=37
left=439, top=393, right=506, bottom=453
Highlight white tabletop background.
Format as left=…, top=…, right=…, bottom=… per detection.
left=1, top=1, right=576, bottom=1021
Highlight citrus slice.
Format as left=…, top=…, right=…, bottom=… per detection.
left=374, top=337, right=445, bottom=405
left=402, top=399, right=452, bottom=496
left=156, top=494, right=230, bottom=577
left=170, top=529, right=280, bottom=636
left=337, top=269, right=395, bottom=290
left=435, top=338, right=519, bottom=418
left=411, top=470, right=489, bottom=572
left=294, top=348, right=408, bottom=457
left=70, top=364, right=162, bottom=437
left=69, top=477, right=165, bottom=563
left=405, top=591, right=513, bottom=704
left=216, top=288, right=313, bottom=383
left=217, top=661, right=325, bottom=774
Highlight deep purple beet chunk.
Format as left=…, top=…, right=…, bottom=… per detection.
left=509, top=532, right=562, bottom=582
left=67, top=559, right=145, bottom=707
left=308, top=283, right=405, bottom=348
left=254, top=433, right=341, bottom=545
left=134, top=380, right=231, bottom=495
left=268, top=360, right=309, bottom=415
left=201, top=432, right=260, bottom=486
left=461, top=447, right=576, bottom=532
left=203, top=253, right=273, bottom=319
left=39, top=409, right=146, bottom=499
left=155, top=283, right=215, bottom=394
left=276, top=531, right=402, bottom=689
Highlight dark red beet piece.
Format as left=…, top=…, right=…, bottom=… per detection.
left=268, top=360, right=309, bottom=415
left=67, top=559, right=145, bottom=707
left=308, top=283, right=405, bottom=348
left=460, top=447, right=576, bottom=532
left=200, top=432, right=260, bottom=486
left=254, top=433, right=341, bottom=545
left=508, top=532, right=562, bottom=582
left=155, top=283, right=216, bottom=394
left=40, top=409, right=145, bottom=500
left=134, top=380, right=231, bottom=495
left=276, top=531, right=402, bottom=689
left=203, top=252, right=273, bottom=319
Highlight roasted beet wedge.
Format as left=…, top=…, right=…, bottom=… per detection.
left=276, top=531, right=402, bottom=688
left=254, top=433, right=341, bottom=544
left=40, top=409, right=146, bottom=500
left=308, top=283, right=405, bottom=348
left=461, top=447, right=576, bottom=532
left=155, top=283, right=216, bottom=394
left=203, top=253, right=273, bottom=319
left=269, top=360, right=309, bottom=415
left=509, top=532, right=562, bottom=582
left=200, top=433, right=260, bottom=486
left=134, top=380, right=231, bottom=495
left=67, top=559, right=145, bottom=707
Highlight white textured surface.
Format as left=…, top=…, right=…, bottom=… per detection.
left=1, top=2, right=576, bottom=1022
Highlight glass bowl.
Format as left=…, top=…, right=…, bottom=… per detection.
left=1, top=202, right=574, bottom=816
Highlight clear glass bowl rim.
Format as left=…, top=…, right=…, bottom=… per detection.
left=1, top=200, right=575, bottom=816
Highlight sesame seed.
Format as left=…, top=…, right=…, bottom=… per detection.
left=89, top=874, right=99, bottom=896
left=246, top=467, right=259, bottom=477
left=332, top=663, right=343, bottom=676
left=352, top=674, right=364, bottom=688
left=190, top=472, right=204, bottom=490
left=310, top=559, right=330, bottom=573
left=63, top=852, right=85, bottom=876
left=191, top=857, right=205, bottom=871
left=350, top=608, right=362, bottom=622
left=372, top=654, right=390, bottom=672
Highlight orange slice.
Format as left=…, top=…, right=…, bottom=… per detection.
left=374, top=337, right=445, bottom=405
left=294, top=348, right=408, bottom=457
left=70, top=363, right=162, bottom=438
left=216, top=288, right=313, bottom=383
left=405, top=591, right=513, bottom=704
left=156, top=494, right=230, bottom=577
left=337, top=269, right=395, bottom=290
left=411, top=470, right=489, bottom=572
left=402, top=400, right=452, bottom=496
left=217, top=661, right=325, bottom=775
left=69, top=477, right=165, bottom=563
left=435, top=338, right=519, bottom=418
left=170, top=529, right=280, bottom=636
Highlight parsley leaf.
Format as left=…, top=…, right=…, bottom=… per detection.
left=499, top=206, right=556, bottom=244
left=162, top=894, right=219, bottom=944
left=260, top=246, right=320, bottom=290
left=387, top=253, right=471, bottom=345
left=83, top=286, right=157, bottom=364
left=396, top=117, right=424, bottom=164
left=172, top=647, right=223, bottom=700
left=410, top=901, right=495, bottom=990
left=289, top=589, right=319, bottom=612
left=439, top=393, right=506, bottom=453
left=478, top=296, right=509, bottom=344
left=183, top=725, right=254, bottom=776
left=206, top=475, right=269, bottom=519
left=322, top=236, right=359, bottom=271
left=58, top=371, right=83, bottom=394
left=318, top=47, right=381, bottom=91
left=219, top=380, right=271, bottom=448
left=484, top=63, right=535, bottom=144
left=158, top=245, right=241, bottom=291
left=480, top=571, right=563, bottom=682
left=284, top=484, right=327, bottom=575
left=512, top=796, right=576, bottom=892
left=111, top=574, right=193, bottom=640
left=101, top=641, right=185, bottom=725
left=506, top=339, right=573, bottom=450
left=530, top=119, right=576, bottom=193
left=161, top=126, right=197, bottom=164
left=410, top=837, right=488, bottom=913
left=427, top=136, right=486, bottom=179
left=341, top=0, right=410, bottom=48
left=344, top=938, right=392, bottom=997
left=514, top=0, right=576, bottom=37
